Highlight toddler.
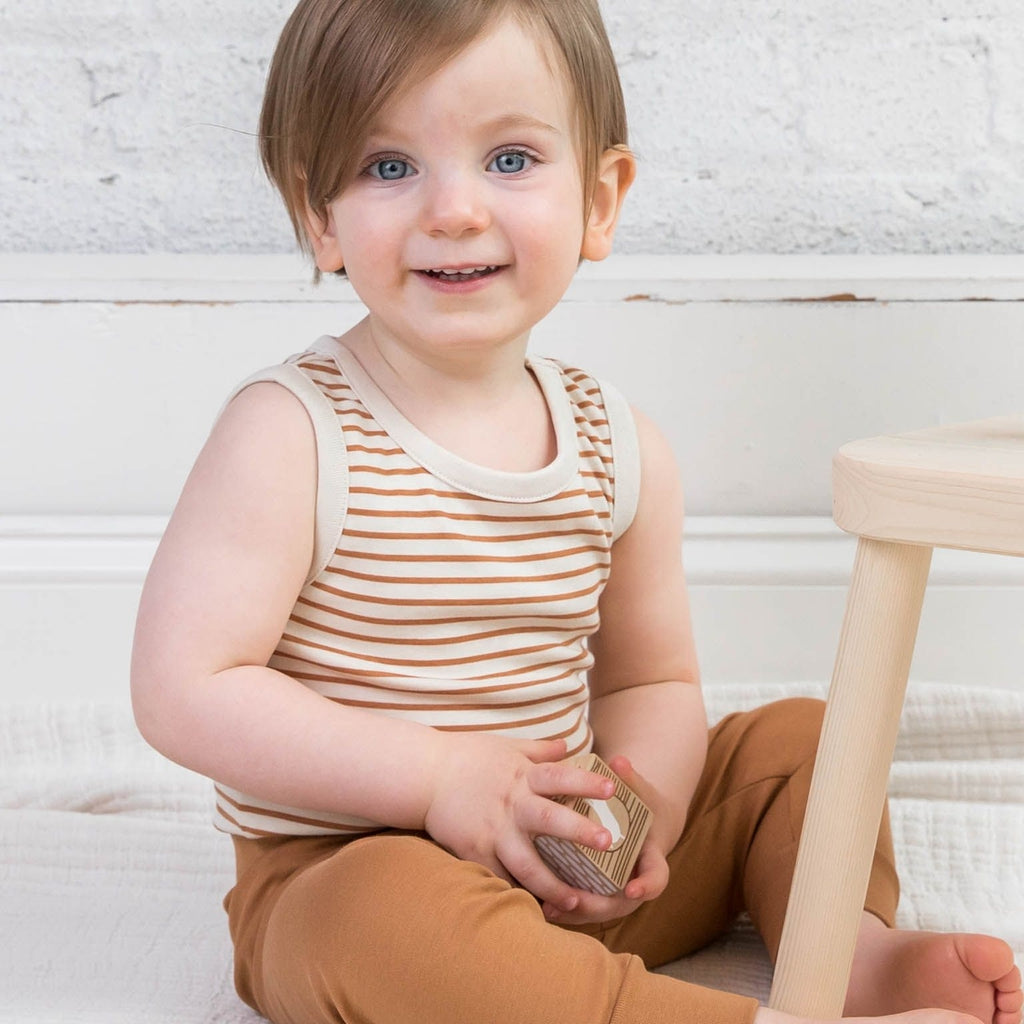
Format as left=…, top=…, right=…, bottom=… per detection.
left=131, top=2, right=1021, bottom=1023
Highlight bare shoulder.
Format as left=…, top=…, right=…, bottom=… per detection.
left=633, top=405, right=679, bottom=469
left=620, top=405, right=685, bottom=555
left=166, top=378, right=317, bottom=572
left=202, top=378, right=316, bottom=473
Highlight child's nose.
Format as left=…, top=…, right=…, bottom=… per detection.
left=418, top=170, right=491, bottom=238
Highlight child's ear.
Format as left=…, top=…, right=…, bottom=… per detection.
left=580, top=146, right=636, bottom=262
left=302, top=200, right=345, bottom=274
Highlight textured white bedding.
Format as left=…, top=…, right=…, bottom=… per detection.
left=1, top=683, right=1021, bottom=1023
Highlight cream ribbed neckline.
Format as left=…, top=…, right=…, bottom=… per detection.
left=321, top=336, right=578, bottom=503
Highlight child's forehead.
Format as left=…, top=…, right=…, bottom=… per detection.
left=361, top=15, right=573, bottom=136
left=364, top=110, right=563, bottom=143
left=401, top=8, right=565, bottom=76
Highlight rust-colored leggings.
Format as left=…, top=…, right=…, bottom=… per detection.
left=224, top=698, right=899, bottom=1024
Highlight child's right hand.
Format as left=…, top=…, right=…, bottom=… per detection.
left=423, top=734, right=616, bottom=912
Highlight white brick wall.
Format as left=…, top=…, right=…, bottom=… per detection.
left=3, top=1, right=1024, bottom=255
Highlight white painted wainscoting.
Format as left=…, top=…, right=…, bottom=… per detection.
left=2, top=255, right=1023, bottom=703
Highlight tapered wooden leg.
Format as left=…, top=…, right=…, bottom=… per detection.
left=768, top=537, right=933, bottom=1017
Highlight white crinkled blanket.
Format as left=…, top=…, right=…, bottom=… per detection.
left=0, top=683, right=1021, bottom=1022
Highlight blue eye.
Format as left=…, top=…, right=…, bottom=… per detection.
left=368, top=158, right=413, bottom=180
left=490, top=151, right=531, bottom=174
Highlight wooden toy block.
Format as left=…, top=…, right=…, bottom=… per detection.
left=534, top=754, right=652, bottom=896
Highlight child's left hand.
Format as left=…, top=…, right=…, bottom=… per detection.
left=539, top=832, right=670, bottom=926
left=539, top=755, right=673, bottom=926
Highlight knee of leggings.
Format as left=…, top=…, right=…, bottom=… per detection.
left=751, top=697, right=826, bottom=771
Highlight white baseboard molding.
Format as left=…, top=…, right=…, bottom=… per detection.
left=3, top=515, right=1021, bottom=705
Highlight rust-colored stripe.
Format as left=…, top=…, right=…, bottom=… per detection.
left=320, top=681, right=585, bottom=714
left=276, top=653, right=589, bottom=689
left=323, top=560, right=607, bottom=587
left=434, top=701, right=587, bottom=733
left=296, top=594, right=597, bottom=627
left=345, top=507, right=610, bottom=524
left=342, top=526, right=607, bottom=542
left=296, top=360, right=341, bottom=376
left=276, top=643, right=589, bottom=684
left=289, top=611, right=593, bottom=649
left=342, top=424, right=390, bottom=438
left=351, top=465, right=430, bottom=477
left=334, top=405, right=377, bottom=422
left=279, top=631, right=590, bottom=669
left=339, top=543, right=606, bottom=565
left=280, top=661, right=584, bottom=696
left=309, top=576, right=604, bottom=607
left=347, top=444, right=406, bottom=457
left=216, top=786, right=370, bottom=832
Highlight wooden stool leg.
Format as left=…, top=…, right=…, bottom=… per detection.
left=769, top=537, right=932, bottom=1017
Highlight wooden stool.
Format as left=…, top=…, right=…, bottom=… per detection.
left=768, top=414, right=1024, bottom=1018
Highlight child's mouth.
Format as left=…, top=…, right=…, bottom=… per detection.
left=419, top=265, right=500, bottom=282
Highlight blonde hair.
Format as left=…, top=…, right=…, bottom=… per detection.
left=259, top=0, right=629, bottom=273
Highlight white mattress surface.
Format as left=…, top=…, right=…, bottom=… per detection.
left=1, top=683, right=1021, bottom=1022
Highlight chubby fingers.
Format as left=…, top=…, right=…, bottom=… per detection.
left=498, top=765, right=618, bottom=910
left=606, top=754, right=641, bottom=791
left=529, top=758, right=615, bottom=804
left=494, top=833, right=587, bottom=913
left=620, top=839, right=670, bottom=902
left=519, top=736, right=568, bottom=764
left=528, top=760, right=618, bottom=853
left=542, top=838, right=670, bottom=926
left=540, top=874, right=647, bottom=926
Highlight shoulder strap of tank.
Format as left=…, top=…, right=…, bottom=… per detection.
left=598, top=377, right=640, bottom=541
left=222, top=359, right=348, bottom=585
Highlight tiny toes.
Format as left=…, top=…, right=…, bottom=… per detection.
left=955, top=935, right=1017, bottom=984
left=996, top=987, right=1023, bottom=1013
left=995, top=966, right=1021, bottom=993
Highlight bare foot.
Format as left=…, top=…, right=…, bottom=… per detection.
left=845, top=914, right=1022, bottom=1024
left=756, top=1008, right=987, bottom=1024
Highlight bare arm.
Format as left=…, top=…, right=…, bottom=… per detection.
left=543, top=408, right=707, bottom=923
left=588, top=407, right=707, bottom=851
left=131, top=380, right=610, bottom=908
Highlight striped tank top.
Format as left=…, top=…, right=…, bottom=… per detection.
left=214, top=336, right=640, bottom=838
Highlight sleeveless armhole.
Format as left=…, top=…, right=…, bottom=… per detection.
left=598, top=378, right=641, bottom=542
left=222, top=363, right=349, bottom=586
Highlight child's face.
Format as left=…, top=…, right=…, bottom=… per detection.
left=306, top=15, right=629, bottom=360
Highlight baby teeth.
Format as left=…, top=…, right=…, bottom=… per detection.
left=432, top=266, right=494, bottom=276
